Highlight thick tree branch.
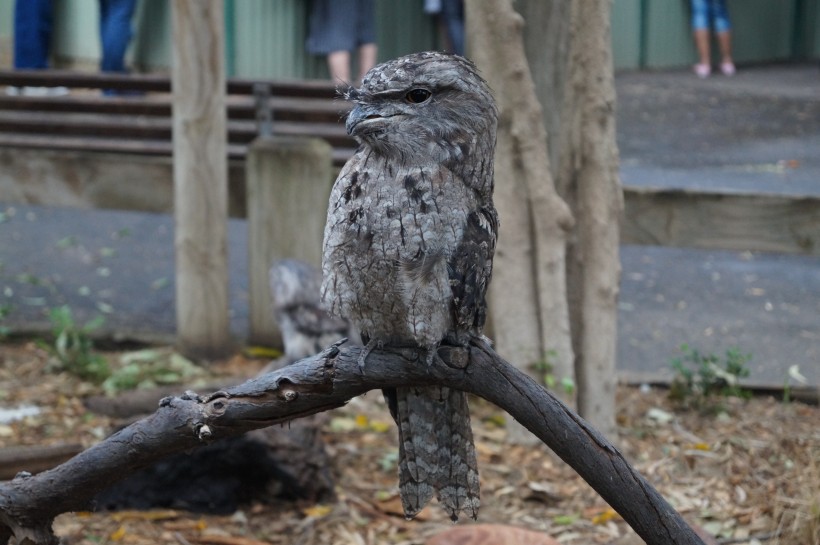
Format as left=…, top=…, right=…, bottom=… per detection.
left=0, top=341, right=704, bottom=545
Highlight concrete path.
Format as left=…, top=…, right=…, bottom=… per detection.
left=615, top=64, right=820, bottom=386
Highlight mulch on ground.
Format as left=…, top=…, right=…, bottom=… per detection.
left=0, top=341, right=817, bottom=545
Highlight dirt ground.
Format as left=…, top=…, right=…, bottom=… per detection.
left=0, top=340, right=817, bottom=545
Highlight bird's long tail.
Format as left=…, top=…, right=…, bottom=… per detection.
left=385, top=385, right=480, bottom=521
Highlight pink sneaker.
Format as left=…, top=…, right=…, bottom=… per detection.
left=720, top=62, right=736, bottom=76
left=694, top=63, right=711, bottom=78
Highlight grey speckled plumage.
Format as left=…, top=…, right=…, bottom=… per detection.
left=321, top=52, right=498, bottom=521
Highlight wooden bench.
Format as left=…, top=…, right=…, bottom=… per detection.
left=0, top=69, right=356, bottom=166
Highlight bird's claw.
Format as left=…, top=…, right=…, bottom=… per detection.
left=358, top=339, right=382, bottom=373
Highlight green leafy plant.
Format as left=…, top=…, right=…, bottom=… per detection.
left=0, top=304, right=12, bottom=338
left=40, top=305, right=110, bottom=383
left=669, top=344, right=751, bottom=411
left=532, top=350, right=576, bottom=397
left=102, top=348, right=205, bottom=395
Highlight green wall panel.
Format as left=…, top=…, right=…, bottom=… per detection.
left=375, top=1, right=440, bottom=62
left=815, top=7, right=820, bottom=57
left=794, top=0, right=820, bottom=58
left=612, top=0, right=642, bottom=70
left=644, top=0, right=694, bottom=68
left=0, top=0, right=12, bottom=38
left=233, top=0, right=323, bottom=79
left=53, top=1, right=100, bottom=65
left=131, top=0, right=171, bottom=72
left=729, top=0, right=795, bottom=63
left=0, top=0, right=12, bottom=69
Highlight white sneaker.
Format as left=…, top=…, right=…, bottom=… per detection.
left=693, top=63, right=711, bottom=78
left=19, top=86, right=70, bottom=97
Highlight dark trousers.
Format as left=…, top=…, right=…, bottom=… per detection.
left=99, top=0, right=137, bottom=73
left=13, top=0, right=53, bottom=69
left=13, top=0, right=137, bottom=72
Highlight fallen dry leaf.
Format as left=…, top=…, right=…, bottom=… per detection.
left=425, top=524, right=560, bottom=545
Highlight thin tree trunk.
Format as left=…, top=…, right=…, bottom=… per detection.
left=556, top=0, right=624, bottom=436
left=465, top=0, right=575, bottom=416
left=516, top=0, right=571, bottom=175
left=172, top=0, right=232, bottom=359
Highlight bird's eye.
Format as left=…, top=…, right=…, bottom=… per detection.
left=405, top=88, right=432, bottom=104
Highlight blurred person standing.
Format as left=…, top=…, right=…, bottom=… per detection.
left=8, top=0, right=66, bottom=95
left=99, top=0, right=138, bottom=75
left=306, top=0, right=377, bottom=85
left=424, top=0, right=464, bottom=56
left=13, top=0, right=53, bottom=71
left=98, top=0, right=139, bottom=96
left=9, top=0, right=137, bottom=96
left=690, top=0, right=736, bottom=78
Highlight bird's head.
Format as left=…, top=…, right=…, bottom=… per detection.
left=342, top=52, right=498, bottom=171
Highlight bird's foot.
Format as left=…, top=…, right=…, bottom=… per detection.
left=425, top=348, right=439, bottom=369
left=358, top=338, right=383, bottom=372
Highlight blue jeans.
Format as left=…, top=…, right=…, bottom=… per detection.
left=99, top=0, right=137, bottom=73
left=441, top=0, right=464, bottom=56
left=690, top=0, right=731, bottom=32
left=14, top=0, right=136, bottom=72
left=13, top=0, right=53, bottom=69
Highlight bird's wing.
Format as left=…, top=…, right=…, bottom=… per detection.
left=447, top=206, right=498, bottom=334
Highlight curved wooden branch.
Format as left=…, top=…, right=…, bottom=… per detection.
left=0, top=340, right=705, bottom=545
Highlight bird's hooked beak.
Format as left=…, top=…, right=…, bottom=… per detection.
left=346, top=104, right=374, bottom=135
left=346, top=104, right=393, bottom=136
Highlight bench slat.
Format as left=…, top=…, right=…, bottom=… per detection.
left=0, top=110, right=354, bottom=146
left=0, top=69, right=339, bottom=98
left=0, top=94, right=349, bottom=122
left=0, top=132, right=356, bottom=165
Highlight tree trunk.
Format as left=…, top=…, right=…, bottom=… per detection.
left=556, top=0, right=624, bottom=436
left=172, top=0, right=232, bottom=359
left=516, top=0, right=571, bottom=175
left=465, top=0, right=575, bottom=419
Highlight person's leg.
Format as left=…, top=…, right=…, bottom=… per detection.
left=357, top=43, right=377, bottom=83
left=693, top=29, right=711, bottom=66
left=13, top=0, right=53, bottom=69
left=307, top=0, right=359, bottom=83
left=98, top=0, right=137, bottom=73
left=353, top=0, right=377, bottom=83
left=327, top=50, right=351, bottom=84
left=716, top=31, right=734, bottom=73
left=441, top=0, right=464, bottom=55
left=690, top=0, right=711, bottom=77
left=711, top=0, right=735, bottom=74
